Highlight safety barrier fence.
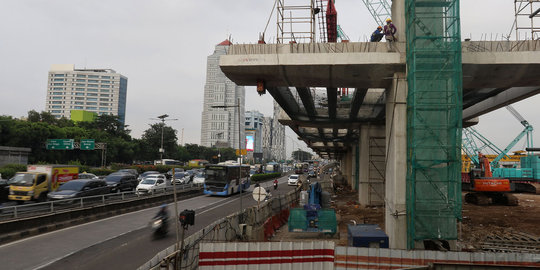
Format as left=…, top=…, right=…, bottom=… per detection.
left=226, top=40, right=540, bottom=55
left=182, top=241, right=540, bottom=269
left=138, top=187, right=301, bottom=270
left=0, top=183, right=200, bottom=221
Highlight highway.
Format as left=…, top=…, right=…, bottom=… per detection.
left=0, top=176, right=295, bottom=270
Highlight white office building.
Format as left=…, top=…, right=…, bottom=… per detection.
left=200, top=40, right=245, bottom=149
left=45, top=64, right=128, bottom=124
left=261, top=101, right=286, bottom=161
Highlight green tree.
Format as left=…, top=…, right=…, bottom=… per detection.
left=139, top=123, right=178, bottom=160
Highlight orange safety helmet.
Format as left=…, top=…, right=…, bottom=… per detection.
left=377, top=26, right=382, bottom=29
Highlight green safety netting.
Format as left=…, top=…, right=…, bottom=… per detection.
left=405, top=0, right=463, bottom=249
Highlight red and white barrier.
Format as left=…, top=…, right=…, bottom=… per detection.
left=199, top=241, right=335, bottom=269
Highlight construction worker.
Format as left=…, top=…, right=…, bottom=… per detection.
left=383, top=18, right=397, bottom=45
left=370, top=26, right=384, bottom=42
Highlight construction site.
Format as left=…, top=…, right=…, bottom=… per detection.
left=141, top=1, right=540, bottom=268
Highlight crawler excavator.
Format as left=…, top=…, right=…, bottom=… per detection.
left=464, top=153, right=519, bottom=206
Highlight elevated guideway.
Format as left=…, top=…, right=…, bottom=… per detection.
left=220, top=40, right=540, bottom=158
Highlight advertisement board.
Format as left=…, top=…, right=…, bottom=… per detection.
left=246, top=135, right=254, bottom=152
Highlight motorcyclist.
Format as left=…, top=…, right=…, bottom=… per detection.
left=273, top=179, right=278, bottom=190
left=154, top=204, right=169, bottom=222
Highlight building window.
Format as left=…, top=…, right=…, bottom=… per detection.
left=51, top=105, right=61, bottom=109
left=53, top=78, right=65, bottom=81
left=87, top=84, right=98, bottom=87
left=53, top=74, right=65, bottom=77
left=101, top=75, right=110, bottom=79
left=75, top=97, right=84, bottom=100
left=99, top=107, right=109, bottom=111
left=101, top=85, right=110, bottom=88
left=86, top=102, right=97, bottom=105
left=53, top=83, right=64, bottom=86
left=87, top=88, right=98, bottom=92
left=76, top=79, right=85, bottom=82
left=88, top=79, right=99, bottom=83
left=75, top=88, right=85, bottom=91
left=101, top=80, right=110, bottom=83
left=53, top=87, right=64, bottom=90
left=51, top=110, right=62, bottom=113
left=76, top=74, right=86, bottom=78
left=76, top=83, right=85, bottom=86
left=87, top=93, right=98, bottom=96
left=52, top=92, right=63, bottom=95
left=51, top=97, right=62, bottom=100
left=88, top=75, right=99, bottom=78
left=74, top=106, right=84, bottom=109
left=100, top=89, right=109, bottom=92
left=86, top=106, right=97, bottom=110
left=52, top=101, right=62, bottom=104
left=74, top=102, right=84, bottom=105
left=100, top=94, right=110, bottom=97
left=75, top=92, right=85, bottom=96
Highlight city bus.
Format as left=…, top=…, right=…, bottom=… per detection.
left=203, top=164, right=251, bottom=196
left=264, top=162, right=281, bottom=174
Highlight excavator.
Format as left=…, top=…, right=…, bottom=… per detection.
left=465, top=153, right=518, bottom=206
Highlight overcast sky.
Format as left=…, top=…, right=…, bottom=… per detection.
left=1, top=0, right=538, bottom=157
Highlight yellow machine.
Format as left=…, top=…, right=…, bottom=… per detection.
left=9, top=165, right=78, bottom=203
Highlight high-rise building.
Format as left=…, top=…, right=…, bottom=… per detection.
left=261, top=101, right=286, bottom=162
left=46, top=64, right=128, bottom=124
left=245, top=110, right=263, bottom=152
left=201, top=40, right=245, bottom=150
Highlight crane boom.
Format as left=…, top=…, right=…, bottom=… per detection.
left=361, top=0, right=392, bottom=26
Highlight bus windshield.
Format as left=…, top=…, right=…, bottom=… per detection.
left=205, top=169, right=227, bottom=183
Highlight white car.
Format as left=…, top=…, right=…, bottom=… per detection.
left=193, top=172, right=205, bottom=184
left=288, top=174, right=299, bottom=186
left=136, top=178, right=167, bottom=195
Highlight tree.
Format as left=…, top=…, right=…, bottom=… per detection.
left=139, top=123, right=178, bottom=160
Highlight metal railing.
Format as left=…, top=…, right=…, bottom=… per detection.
left=0, top=183, right=202, bottom=221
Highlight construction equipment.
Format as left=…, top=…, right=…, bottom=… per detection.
left=465, top=153, right=518, bottom=206
left=288, top=182, right=337, bottom=234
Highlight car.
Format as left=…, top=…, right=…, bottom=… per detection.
left=166, top=168, right=184, bottom=179
left=0, top=177, right=15, bottom=202
left=171, top=172, right=191, bottom=184
left=192, top=172, right=206, bottom=184
left=47, top=179, right=110, bottom=201
left=78, top=173, right=99, bottom=179
left=138, top=171, right=160, bottom=182
left=136, top=178, right=167, bottom=195
left=105, top=172, right=138, bottom=193
left=117, top=169, right=139, bottom=178
left=288, top=174, right=300, bottom=186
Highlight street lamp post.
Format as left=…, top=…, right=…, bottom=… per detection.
left=211, top=98, right=244, bottom=213
left=153, top=114, right=178, bottom=161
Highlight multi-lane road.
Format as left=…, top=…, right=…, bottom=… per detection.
left=0, top=176, right=295, bottom=270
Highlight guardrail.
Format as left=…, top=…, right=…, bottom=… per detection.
left=0, top=183, right=201, bottom=221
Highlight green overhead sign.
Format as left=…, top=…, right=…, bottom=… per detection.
left=46, top=139, right=74, bottom=150
left=81, top=139, right=95, bottom=150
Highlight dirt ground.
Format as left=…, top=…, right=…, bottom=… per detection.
left=271, top=183, right=540, bottom=252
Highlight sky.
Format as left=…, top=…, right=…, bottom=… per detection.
left=0, top=0, right=538, bottom=158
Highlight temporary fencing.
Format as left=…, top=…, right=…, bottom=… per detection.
left=138, top=187, right=301, bottom=270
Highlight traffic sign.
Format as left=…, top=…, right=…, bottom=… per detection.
left=80, top=139, right=95, bottom=150
left=252, top=187, right=267, bottom=202
left=236, top=149, right=247, bottom=155
left=46, top=139, right=74, bottom=150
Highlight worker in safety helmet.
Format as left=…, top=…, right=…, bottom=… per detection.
left=383, top=18, right=397, bottom=42
left=370, top=26, right=384, bottom=42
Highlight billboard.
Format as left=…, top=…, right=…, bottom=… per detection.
left=246, top=135, right=254, bottom=151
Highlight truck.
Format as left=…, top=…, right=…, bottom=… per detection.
left=9, top=165, right=79, bottom=203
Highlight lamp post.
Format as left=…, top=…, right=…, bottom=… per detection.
left=216, top=132, right=224, bottom=163
left=152, top=114, right=178, bottom=161
left=211, top=98, right=244, bottom=212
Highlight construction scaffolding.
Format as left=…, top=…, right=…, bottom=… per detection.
left=277, top=0, right=316, bottom=43
left=514, top=0, right=540, bottom=40
left=405, top=0, right=463, bottom=249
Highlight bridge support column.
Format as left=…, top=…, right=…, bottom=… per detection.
left=385, top=72, right=408, bottom=249
left=358, top=125, right=386, bottom=206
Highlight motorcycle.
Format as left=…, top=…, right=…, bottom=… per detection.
left=150, top=216, right=169, bottom=238
left=273, top=181, right=278, bottom=190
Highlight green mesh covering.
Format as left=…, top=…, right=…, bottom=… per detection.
left=288, top=208, right=307, bottom=232
left=405, top=0, right=463, bottom=249
left=318, top=209, right=338, bottom=233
